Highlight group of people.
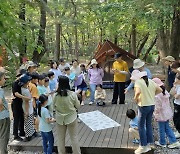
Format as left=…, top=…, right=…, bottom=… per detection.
left=0, top=57, right=107, bottom=154
left=125, top=56, right=180, bottom=154
left=0, top=53, right=179, bottom=154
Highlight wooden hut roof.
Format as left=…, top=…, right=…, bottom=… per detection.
left=93, top=40, right=136, bottom=68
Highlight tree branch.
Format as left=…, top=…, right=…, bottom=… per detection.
left=143, top=36, right=157, bottom=61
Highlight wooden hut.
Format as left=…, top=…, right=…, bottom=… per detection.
left=93, top=40, right=136, bottom=86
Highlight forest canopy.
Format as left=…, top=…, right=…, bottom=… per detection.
left=0, top=0, right=179, bottom=65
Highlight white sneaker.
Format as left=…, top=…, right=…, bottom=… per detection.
left=89, top=101, right=93, bottom=105
left=168, top=141, right=180, bottom=149
left=175, top=131, right=180, bottom=138
left=81, top=101, right=84, bottom=106
left=77, top=118, right=81, bottom=123
left=134, top=145, right=151, bottom=154
left=155, top=141, right=166, bottom=148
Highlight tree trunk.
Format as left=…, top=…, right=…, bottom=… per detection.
left=32, top=0, right=47, bottom=63
left=71, top=0, right=79, bottom=60
left=137, top=33, right=149, bottom=57
left=170, top=4, right=180, bottom=59
left=156, top=21, right=170, bottom=58
left=114, top=34, right=118, bottom=45
left=143, top=36, right=157, bottom=61
left=19, top=2, right=27, bottom=64
left=131, top=24, right=136, bottom=56
left=54, top=23, right=61, bottom=61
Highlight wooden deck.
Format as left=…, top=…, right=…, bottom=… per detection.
left=9, top=94, right=153, bottom=154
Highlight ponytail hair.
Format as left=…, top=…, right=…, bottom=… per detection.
left=38, top=94, right=48, bottom=117
left=160, top=85, right=166, bottom=95
left=142, top=76, right=149, bottom=87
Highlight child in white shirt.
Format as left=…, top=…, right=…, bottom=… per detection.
left=94, top=84, right=106, bottom=106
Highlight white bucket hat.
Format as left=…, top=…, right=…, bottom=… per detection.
left=90, top=59, right=98, bottom=65
left=133, top=59, right=145, bottom=69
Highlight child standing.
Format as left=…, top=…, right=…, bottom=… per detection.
left=152, top=78, right=180, bottom=148
left=74, top=73, right=88, bottom=106
left=64, top=67, right=76, bottom=90
left=38, top=94, right=55, bottom=154
left=37, top=74, right=46, bottom=95
left=29, top=72, right=40, bottom=134
left=48, top=71, right=56, bottom=94
left=126, top=109, right=140, bottom=144
left=44, top=77, right=53, bottom=116
left=0, top=71, right=10, bottom=154
left=170, top=75, right=180, bottom=138
left=19, top=74, right=36, bottom=142
left=94, top=84, right=106, bottom=106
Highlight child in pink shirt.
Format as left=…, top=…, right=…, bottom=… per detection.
left=152, top=78, right=180, bottom=148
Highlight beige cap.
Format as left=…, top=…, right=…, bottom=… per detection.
left=162, top=56, right=175, bottom=62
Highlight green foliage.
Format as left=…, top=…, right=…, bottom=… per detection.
left=0, top=0, right=179, bottom=66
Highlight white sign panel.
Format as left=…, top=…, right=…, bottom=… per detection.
left=78, top=110, right=121, bottom=131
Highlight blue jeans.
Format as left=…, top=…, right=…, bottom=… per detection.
left=90, top=84, right=96, bottom=102
left=138, top=105, right=154, bottom=146
left=158, top=121, right=176, bottom=145
left=41, top=131, right=54, bottom=154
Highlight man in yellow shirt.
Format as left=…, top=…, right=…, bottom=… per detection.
left=112, top=53, right=128, bottom=104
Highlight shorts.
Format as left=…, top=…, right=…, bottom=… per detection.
left=78, top=87, right=87, bottom=91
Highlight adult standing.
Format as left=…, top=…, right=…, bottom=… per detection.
left=112, top=53, right=128, bottom=104
left=49, top=61, right=62, bottom=85
left=58, top=58, right=70, bottom=74
left=131, top=71, right=162, bottom=154
left=125, top=59, right=152, bottom=93
left=88, top=59, right=104, bottom=105
left=0, top=71, right=10, bottom=154
left=162, top=56, right=176, bottom=88
left=70, top=59, right=81, bottom=76
left=53, top=76, right=81, bottom=154
left=11, top=69, right=30, bottom=141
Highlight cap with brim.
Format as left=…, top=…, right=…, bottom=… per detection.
left=26, top=61, right=37, bottom=69
left=162, top=56, right=175, bottom=62
left=90, top=59, right=98, bottom=65
left=152, top=78, right=164, bottom=86
left=18, top=74, right=32, bottom=86
left=114, top=53, right=122, bottom=59
left=133, top=59, right=145, bottom=69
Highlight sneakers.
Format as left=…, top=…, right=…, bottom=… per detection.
left=132, top=139, right=140, bottom=144
left=134, top=145, right=151, bottom=154
left=174, top=131, right=180, bottom=138
left=23, top=137, right=31, bottom=142
left=89, top=101, right=93, bottom=105
left=14, top=136, right=23, bottom=141
left=81, top=101, right=84, bottom=106
left=77, top=118, right=82, bottom=123
left=168, top=141, right=180, bottom=149
left=155, top=141, right=166, bottom=148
